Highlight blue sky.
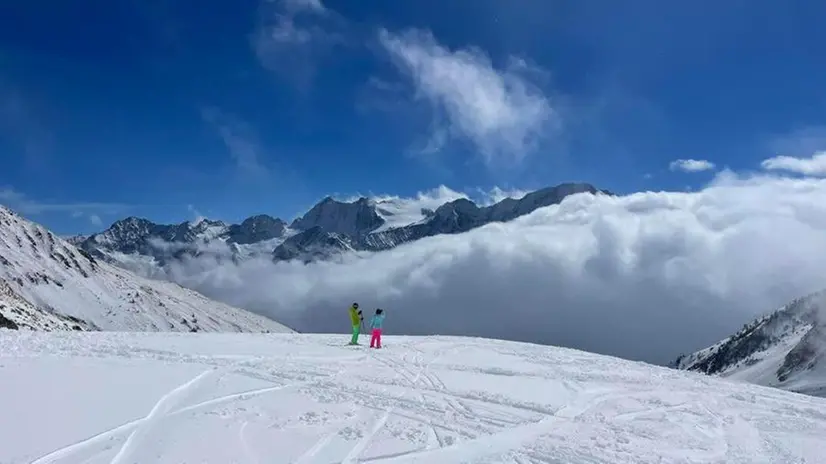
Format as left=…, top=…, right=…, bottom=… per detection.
left=1, top=0, right=824, bottom=235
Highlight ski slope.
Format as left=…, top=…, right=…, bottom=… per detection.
left=2, top=332, right=826, bottom=463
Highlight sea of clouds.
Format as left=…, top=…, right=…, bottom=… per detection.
left=128, top=169, right=826, bottom=365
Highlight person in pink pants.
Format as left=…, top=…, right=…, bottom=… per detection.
left=369, top=308, right=385, bottom=349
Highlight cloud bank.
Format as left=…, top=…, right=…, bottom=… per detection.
left=378, top=28, right=556, bottom=166
left=669, top=158, right=716, bottom=173
left=139, top=173, right=826, bottom=365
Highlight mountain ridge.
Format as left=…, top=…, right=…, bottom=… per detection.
left=0, top=205, right=292, bottom=334
left=672, top=288, right=826, bottom=397
left=69, top=182, right=609, bottom=265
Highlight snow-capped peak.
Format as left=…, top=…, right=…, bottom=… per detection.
left=290, top=196, right=385, bottom=236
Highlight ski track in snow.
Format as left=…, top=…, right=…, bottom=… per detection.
left=3, top=332, right=826, bottom=463
left=109, top=368, right=219, bottom=464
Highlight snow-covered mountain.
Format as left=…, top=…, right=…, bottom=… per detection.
left=4, top=331, right=825, bottom=463
left=72, top=214, right=290, bottom=266
left=672, top=288, right=826, bottom=397
left=0, top=205, right=291, bottom=333
left=290, top=196, right=384, bottom=237
left=272, top=182, right=609, bottom=260
left=69, top=183, right=609, bottom=269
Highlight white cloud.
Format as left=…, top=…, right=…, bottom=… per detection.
left=371, top=185, right=467, bottom=208
left=476, top=186, right=531, bottom=205
left=200, top=107, right=269, bottom=177
left=337, top=185, right=530, bottom=212
left=88, top=214, right=102, bottom=226
left=378, top=28, right=556, bottom=166
left=0, top=187, right=126, bottom=217
left=669, top=159, right=716, bottom=173
left=137, top=173, right=826, bottom=365
left=760, top=152, right=826, bottom=177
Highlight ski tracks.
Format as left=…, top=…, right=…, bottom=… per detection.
left=109, top=368, right=218, bottom=464
left=367, top=388, right=630, bottom=464
left=30, top=368, right=220, bottom=464
left=340, top=343, right=445, bottom=464
left=29, top=366, right=346, bottom=464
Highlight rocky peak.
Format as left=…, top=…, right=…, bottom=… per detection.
left=486, top=183, right=603, bottom=223
left=672, top=289, right=826, bottom=397
left=227, top=214, right=287, bottom=244
left=272, top=226, right=354, bottom=262
left=291, top=196, right=384, bottom=236
left=94, top=217, right=158, bottom=245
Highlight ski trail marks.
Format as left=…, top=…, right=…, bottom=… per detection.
left=292, top=411, right=362, bottom=464
left=239, top=421, right=259, bottom=464
left=341, top=344, right=444, bottom=464
left=29, top=371, right=335, bottom=463
left=110, top=368, right=217, bottom=464
left=29, top=369, right=218, bottom=464
left=368, top=389, right=629, bottom=464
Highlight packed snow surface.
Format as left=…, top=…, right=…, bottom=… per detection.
left=3, top=332, right=826, bottom=463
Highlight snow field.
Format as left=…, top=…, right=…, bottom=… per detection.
left=1, top=331, right=826, bottom=463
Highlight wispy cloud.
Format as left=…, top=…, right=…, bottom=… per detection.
left=251, top=0, right=343, bottom=88
left=377, top=28, right=557, bottom=167
left=187, top=204, right=208, bottom=224
left=768, top=126, right=826, bottom=158
left=324, top=185, right=534, bottom=217
left=476, top=186, right=531, bottom=205
left=282, top=0, right=327, bottom=14
left=669, top=159, right=716, bottom=173
left=0, top=187, right=127, bottom=225
left=200, top=106, right=269, bottom=177
left=761, top=152, right=826, bottom=177
left=0, top=78, right=53, bottom=169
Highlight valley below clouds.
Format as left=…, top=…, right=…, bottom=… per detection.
left=125, top=172, right=826, bottom=365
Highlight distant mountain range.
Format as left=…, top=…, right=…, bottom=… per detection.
left=0, top=205, right=292, bottom=333
left=70, top=183, right=609, bottom=266
left=672, top=289, right=826, bottom=397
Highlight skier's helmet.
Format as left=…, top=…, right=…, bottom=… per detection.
left=353, top=302, right=359, bottom=308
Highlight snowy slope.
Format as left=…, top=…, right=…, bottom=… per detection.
left=0, top=205, right=291, bottom=333
left=2, top=332, right=825, bottom=464
left=673, top=288, right=826, bottom=397
left=0, top=279, right=90, bottom=331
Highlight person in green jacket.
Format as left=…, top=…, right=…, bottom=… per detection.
left=348, top=302, right=363, bottom=345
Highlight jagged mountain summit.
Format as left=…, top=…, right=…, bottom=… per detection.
left=0, top=205, right=292, bottom=333
left=74, top=214, right=289, bottom=265
left=70, top=182, right=608, bottom=266
left=672, top=288, right=826, bottom=397
left=276, top=182, right=610, bottom=261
